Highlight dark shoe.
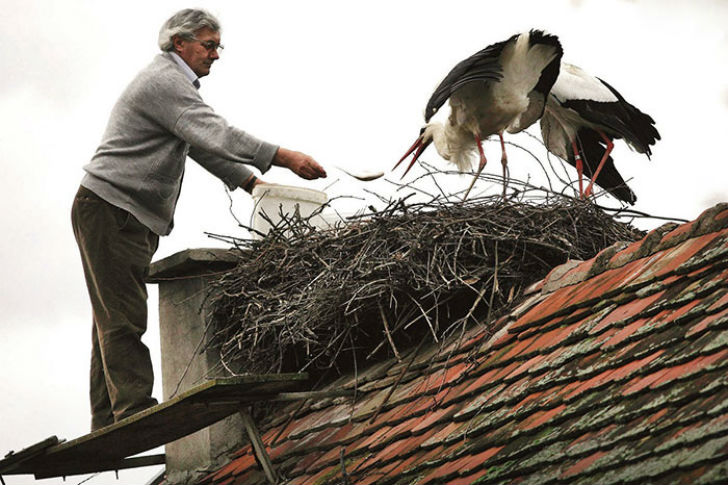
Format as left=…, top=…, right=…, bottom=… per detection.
left=115, top=398, right=159, bottom=423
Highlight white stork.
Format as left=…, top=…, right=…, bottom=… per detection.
left=394, top=30, right=563, bottom=198
left=540, top=62, right=660, bottom=204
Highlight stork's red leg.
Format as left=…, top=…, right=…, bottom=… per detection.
left=475, top=134, right=487, bottom=171
left=584, top=130, right=614, bottom=198
left=463, top=134, right=487, bottom=200
left=572, top=140, right=584, bottom=198
left=499, top=132, right=508, bottom=198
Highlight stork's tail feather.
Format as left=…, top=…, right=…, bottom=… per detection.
left=598, top=78, right=661, bottom=156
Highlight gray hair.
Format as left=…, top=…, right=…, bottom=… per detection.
left=158, top=8, right=221, bottom=51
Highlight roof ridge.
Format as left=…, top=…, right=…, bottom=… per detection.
left=537, top=203, right=728, bottom=295
left=496, top=204, right=728, bottom=334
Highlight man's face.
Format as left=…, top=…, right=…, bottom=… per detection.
left=173, top=27, right=221, bottom=78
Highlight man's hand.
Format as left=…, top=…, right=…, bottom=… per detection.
left=273, top=148, right=327, bottom=180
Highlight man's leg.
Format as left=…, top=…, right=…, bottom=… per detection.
left=71, top=185, right=159, bottom=430
left=90, top=322, right=114, bottom=430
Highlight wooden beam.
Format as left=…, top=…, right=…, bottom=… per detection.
left=201, top=388, right=356, bottom=407
left=240, top=409, right=278, bottom=484
left=33, top=454, right=165, bottom=479
left=0, top=436, right=59, bottom=474
left=271, top=389, right=355, bottom=401
left=5, top=374, right=306, bottom=476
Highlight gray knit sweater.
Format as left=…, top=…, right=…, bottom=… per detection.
left=81, top=52, right=278, bottom=235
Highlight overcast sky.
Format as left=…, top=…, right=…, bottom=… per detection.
left=1, top=1, right=726, bottom=484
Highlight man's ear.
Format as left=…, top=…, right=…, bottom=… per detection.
left=172, top=35, right=184, bottom=54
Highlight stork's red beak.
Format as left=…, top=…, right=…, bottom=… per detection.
left=393, top=130, right=432, bottom=178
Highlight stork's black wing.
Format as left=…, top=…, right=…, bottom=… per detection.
left=563, top=79, right=660, bottom=156
left=424, top=36, right=511, bottom=122
left=598, top=78, right=661, bottom=155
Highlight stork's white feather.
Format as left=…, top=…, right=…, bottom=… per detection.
left=491, top=33, right=534, bottom=122
left=501, top=32, right=561, bottom=133
left=423, top=121, right=478, bottom=172
left=493, top=33, right=555, bottom=133
left=539, top=104, right=573, bottom=159
left=550, top=63, right=617, bottom=103
left=542, top=93, right=592, bottom=141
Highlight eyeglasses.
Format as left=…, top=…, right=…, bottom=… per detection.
left=194, top=38, right=224, bottom=52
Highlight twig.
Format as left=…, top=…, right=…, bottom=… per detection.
left=368, top=339, right=425, bottom=424
left=379, top=304, right=401, bottom=362
left=339, top=448, right=352, bottom=485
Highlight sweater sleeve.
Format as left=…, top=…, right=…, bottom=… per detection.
left=174, top=103, right=279, bottom=174
left=136, top=68, right=279, bottom=174
left=187, top=144, right=256, bottom=190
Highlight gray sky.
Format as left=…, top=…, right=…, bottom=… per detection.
left=1, top=0, right=726, bottom=483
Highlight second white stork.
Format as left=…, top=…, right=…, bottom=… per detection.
left=540, top=62, right=660, bottom=204
left=394, top=30, right=563, bottom=198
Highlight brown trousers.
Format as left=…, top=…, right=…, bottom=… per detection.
left=71, top=185, right=159, bottom=431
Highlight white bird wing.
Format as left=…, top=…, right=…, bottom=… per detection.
left=551, top=63, right=618, bottom=103
left=506, top=30, right=563, bottom=133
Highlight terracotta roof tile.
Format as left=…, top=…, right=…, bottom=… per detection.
left=198, top=203, right=728, bottom=485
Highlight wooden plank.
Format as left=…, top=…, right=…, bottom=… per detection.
left=189, top=388, right=355, bottom=407
left=33, top=454, right=165, bottom=479
left=10, top=374, right=306, bottom=475
left=240, top=410, right=278, bottom=484
left=272, top=389, right=355, bottom=401
left=0, top=436, right=59, bottom=474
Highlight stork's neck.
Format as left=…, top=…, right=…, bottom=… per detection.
left=425, top=122, right=446, bottom=153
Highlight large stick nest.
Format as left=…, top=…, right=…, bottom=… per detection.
left=203, top=194, right=645, bottom=377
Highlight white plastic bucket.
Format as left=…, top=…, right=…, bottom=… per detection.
left=250, top=184, right=329, bottom=238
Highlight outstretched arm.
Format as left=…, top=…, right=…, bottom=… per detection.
left=272, top=147, right=327, bottom=180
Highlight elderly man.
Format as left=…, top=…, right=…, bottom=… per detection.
left=71, top=8, right=326, bottom=431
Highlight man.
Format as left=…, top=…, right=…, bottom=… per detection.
left=71, top=8, right=326, bottom=431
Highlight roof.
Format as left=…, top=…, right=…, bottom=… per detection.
left=198, top=202, right=728, bottom=485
